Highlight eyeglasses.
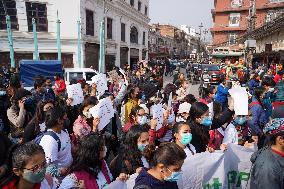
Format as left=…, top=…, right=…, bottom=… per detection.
left=23, top=161, right=47, bottom=173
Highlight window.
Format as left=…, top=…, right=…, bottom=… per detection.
left=121, top=23, right=126, bottom=42
left=107, top=17, right=113, bottom=39
left=26, top=2, right=48, bottom=32
left=138, top=1, right=141, bottom=11
left=142, top=31, right=146, bottom=45
left=229, top=13, right=240, bottom=27
left=269, top=0, right=284, bottom=3
left=265, top=9, right=284, bottom=23
left=86, top=9, right=94, bottom=36
left=231, top=0, right=242, bottom=8
left=130, top=26, right=138, bottom=44
left=228, top=33, right=238, bottom=45
left=130, top=0, right=134, bottom=7
left=145, top=6, right=148, bottom=16
left=0, top=0, right=18, bottom=30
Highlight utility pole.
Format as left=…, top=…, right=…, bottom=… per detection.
left=198, top=23, right=203, bottom=63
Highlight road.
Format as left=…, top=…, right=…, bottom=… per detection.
left=163, top=68, right=200, bottom=99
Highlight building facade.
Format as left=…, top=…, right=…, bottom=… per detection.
left=211, top=0, right=284, bottom=47
left=0, top=0, right=150, bottom=70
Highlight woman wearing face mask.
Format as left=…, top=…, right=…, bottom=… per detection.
left=2, top=143, right=56, bottom=189
left=24, top=100, right=54, bottom=142
left=121, top=85, right=139, bottom=125
left=59, top=133, right=128, bottom=189
left=110, top=125, right=150, bottom=179
left=123, top=106, right=147, bottom=133
left=72, top=97, right=100, bottom=147
left=248, top=86, right=269, bottom=136
left=188, top=102, right=213, bottom=153
left=134, top=142, right=186, bottom=189
left=199, top=86, right=216, bottom=105
left=222, top=115, right=249, bottom=146
left=176, top=102, right=191, bottom=122
left=39, top=106, right=72, bottom=179
left=176, top=80, right=189, bottom=101
left=173, top=122, right=196, bottom=157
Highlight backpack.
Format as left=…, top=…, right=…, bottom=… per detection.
left=34, top=131, right=61, bottom=152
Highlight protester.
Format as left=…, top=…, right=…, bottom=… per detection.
left=134, top=142, right=186, bottom=189
left=121, top=86, right=139, bottom=125
left=0, top=132, right=12, bottom=185
left=1, top=143, right=56, bottom=189
left=110, top=125, right=150, bottom=179
left=173, top=122, right=196, bottom=157
left=273, top=70, right=283, bottom=83
left=54, top=74, right=66, bottom=97
left=215, top=76, right=229, bottom=110
left=248, top=73, right=260, bottom=95
left=39, top=106, right=72, bottom=179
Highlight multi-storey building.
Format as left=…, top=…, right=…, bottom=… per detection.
left=211, top=0, right=284, bottom=47
left=0, top=0, right=150, bottom=70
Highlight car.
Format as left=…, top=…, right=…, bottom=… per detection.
left=201, top=64, right=223, bottom=85
left=64, top=68, right=97, bottom=85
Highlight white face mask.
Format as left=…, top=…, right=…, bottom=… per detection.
left=83, top=111, right=92, bottom=119
left=268, top=88, right=274, bottom=92
left=176, top=116, right=186, bottom=122
left=137, top=116, right=148, bottom=125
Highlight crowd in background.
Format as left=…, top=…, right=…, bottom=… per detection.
left=0, top=60, right=283, bottom=189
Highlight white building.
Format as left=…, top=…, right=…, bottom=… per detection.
left=0, top=0, right=150, bottom=70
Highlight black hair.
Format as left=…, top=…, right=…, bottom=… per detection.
left=189, top=102, right=209, bottom=121
left=45, top=106, right=66, bottom=129
left=172, top=122, right=188, bottom=140
left=121, top=125, right=150, bottom=173
left=145, top=142, right=186, bottom=167
left=12, top=143, right=45, bottom=170
left=254, top=86, right=265, bottom=108
left=9, top=74, right=21, bottom=89
left=277, top=70, right=284, bottom=75
left=261, top=76, right=276, bottom=87
left=122, top=84, right=138, bottom=104
left=80, top=96, right=98, bottom=115
left=184, top=94, right=197, bottom=104
left=129, top=106, right=144, bottom=122
left=219, top=75, right=226, bottom=83
left=13, top=88, right=32, bottom=102
left=269, top=131, right=284, bottom=145
left=201, top=86, right=216, bottom=99
left=34, top=77, right=45, bottom=90
left=71, top=133, right=105, bottom=179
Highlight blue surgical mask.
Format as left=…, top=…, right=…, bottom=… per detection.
left=168, top=114, right=175, bottom=124
left=235, top=117, right=247, bottom=125
left=201, top=117, right=212, bottom=127
left=180, top=133, right=192, bottom=146
left=164, top=168, right=182, bottom=182
left=137, top=116, right=148, bottom=125
left=138, top=144, right=147, bottom=152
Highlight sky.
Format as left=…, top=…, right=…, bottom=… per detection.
left=149, top=0, right=214, bottom=39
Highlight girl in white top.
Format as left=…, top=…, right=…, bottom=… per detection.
left=39, top=106, right=72, bottom=179
left=173, top=122, right=196, bottom=158
left=59, top=133, right=128, bottom=189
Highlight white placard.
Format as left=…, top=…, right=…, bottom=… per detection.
left=229, top=87, right=248, bottom=115
left=119, top=68, right=129, bottom=86
left=167, top=92, right=172, bottom=109
left=91, top=73, right=108, bottom=97
left=66, top=83, right=84, bottom=106
left=151, top=103, right=164, bottom=130
left=89, top=97, right=115, bottom=131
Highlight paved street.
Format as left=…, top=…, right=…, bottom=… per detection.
left=163, top=68, right=200, bottom=99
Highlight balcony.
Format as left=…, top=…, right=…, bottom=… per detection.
left=214, top=6, right=249, bottom=13
left=210, top=26, right=247, bottom=32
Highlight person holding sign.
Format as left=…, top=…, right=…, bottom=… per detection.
left=134, top=142, right=186, bottom=189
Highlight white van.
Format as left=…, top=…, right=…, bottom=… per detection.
left=64, top=68, right=97, bottom=85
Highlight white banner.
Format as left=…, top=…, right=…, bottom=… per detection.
left=105, top=144, right=256, bottom=189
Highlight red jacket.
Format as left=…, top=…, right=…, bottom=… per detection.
left=54, top=79, right=66, bottom=95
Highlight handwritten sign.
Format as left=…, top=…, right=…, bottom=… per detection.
left=229, top=87, right=248, bottom=115
left=89, top=97, right=115, bottom=131
left=151, top=103, right=164, bottom=130
left=66, top=83, right=84, bottom=106
left=91, top=73, right=108, bottom=97
left=119, top=68, right=129, bottom=86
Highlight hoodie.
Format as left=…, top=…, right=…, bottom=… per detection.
left=134, top=168, right=179, bottom=189
left=250, top=146, right=284, bottom=189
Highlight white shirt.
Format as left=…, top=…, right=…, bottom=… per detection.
left=39, top=129, right=73, bottom=168
left=40, top=178, right=57, bottom=189
left=184, top=144, right=196, bottom=158
left=222, top=123, right=238, bottom=145
left=58, top=162, right=113, bottom=189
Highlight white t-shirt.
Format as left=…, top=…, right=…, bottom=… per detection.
left=222, top=123, right=238, bottom=145
left=39, top=129, right=73, bottom=168
left=58, top=162, right=113, bottom=189
left=184, top=144, right=196, bottom=158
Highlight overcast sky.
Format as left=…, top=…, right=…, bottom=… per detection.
left=149, top=0, right=214, bottom=36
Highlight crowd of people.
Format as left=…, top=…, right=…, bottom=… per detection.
left=0, top=61, right=283, bottom=189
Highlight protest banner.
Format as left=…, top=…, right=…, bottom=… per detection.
left=89, top=97, right=115, bottom=131
left=104, top=144, right=255, bottom=189
left=66, top=83, right=84, bottom=106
